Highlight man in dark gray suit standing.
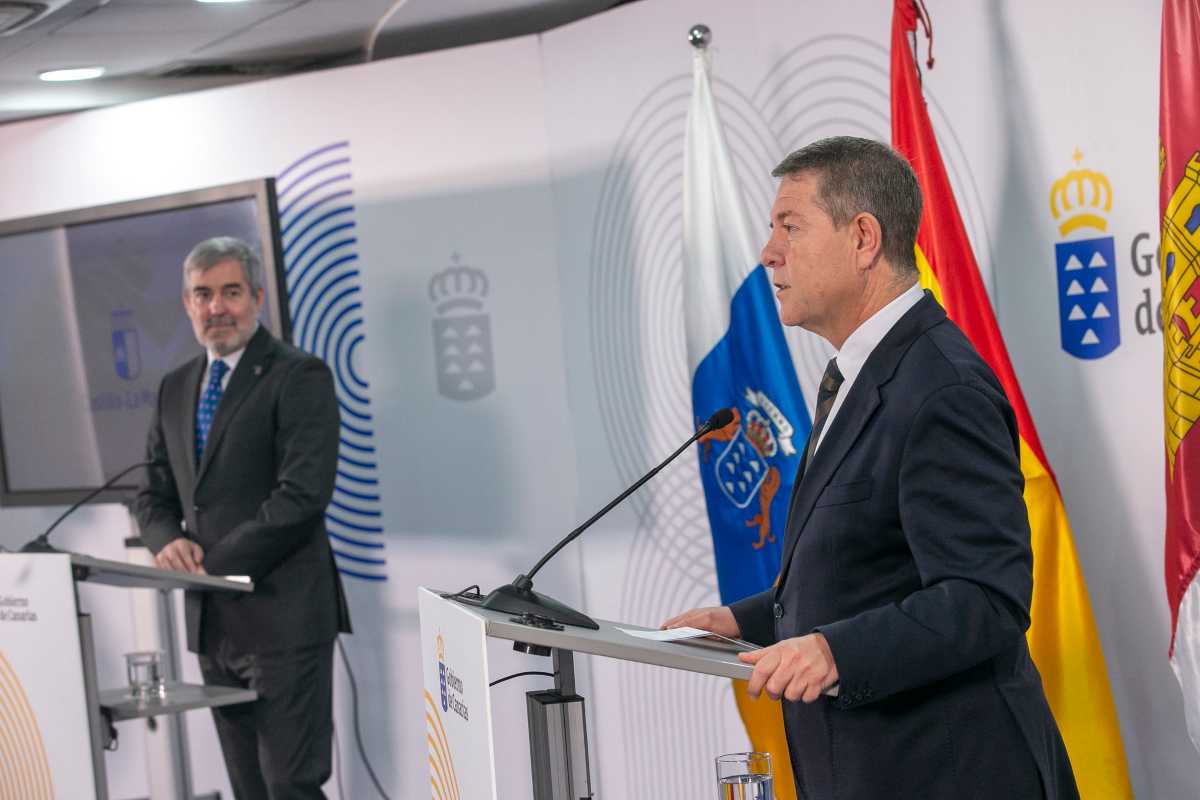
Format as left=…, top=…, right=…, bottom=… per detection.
left=665, top=138, right=1078, bottom=799
left=135, top=236, right=351, bottom=799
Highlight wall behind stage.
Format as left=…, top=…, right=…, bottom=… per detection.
left=0, top=0, right=1191, bottom=797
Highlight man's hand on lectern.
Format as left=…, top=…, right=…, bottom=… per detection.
left=739, top=633, right=839, bottom=704
left=155, top=537, right=205, bottom=574
left=660, top=605, right=740, bottom=639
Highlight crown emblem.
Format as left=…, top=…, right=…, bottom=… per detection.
left=743, top=409, right=778, bottom=458
left=435, top=633, right=445, bottom=661
left=429, top=254, right=489, bottom=314
left=1049, top=150, right=1113, bottom=237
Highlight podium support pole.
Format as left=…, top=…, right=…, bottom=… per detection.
left=79, top=611, right=111, bottom=800
left=526, top=648, right=592, bottom=800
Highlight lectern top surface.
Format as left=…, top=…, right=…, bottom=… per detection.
left=440, top=592, right=754, bottom=681
left=69, top=553, right=254, bottom=592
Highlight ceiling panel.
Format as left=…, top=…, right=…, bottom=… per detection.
left=55, top=0, right=297, bottom=35
left=0, top=32, right=218, bottom=78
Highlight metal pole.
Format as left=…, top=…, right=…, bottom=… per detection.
left=78, top=611, right=110, bottom=800
left=526, top=648, right=592, bottom=799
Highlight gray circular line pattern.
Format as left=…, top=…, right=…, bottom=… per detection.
left=588, top=33, right=1002, bottom=798
left=589, top=71, right=776, bottom=799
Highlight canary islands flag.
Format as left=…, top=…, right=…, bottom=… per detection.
left=682, top=44, right=811, bottom=798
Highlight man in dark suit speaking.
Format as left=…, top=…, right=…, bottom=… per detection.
left=664, top=138, right=1079, bottom=799
left=135, top=236, right=351, bottom=799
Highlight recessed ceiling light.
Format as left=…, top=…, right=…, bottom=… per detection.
left=38, top=67, right=105, bottom=82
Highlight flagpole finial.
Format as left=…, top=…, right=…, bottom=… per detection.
left=688, top=24, right=711, bottom=49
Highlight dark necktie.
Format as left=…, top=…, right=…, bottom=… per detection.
left=195, top=359, right=229, bottom=466
left=802, top=357, right=844, bottom=473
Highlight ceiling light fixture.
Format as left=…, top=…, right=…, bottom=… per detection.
left=38, top=66, right=105, bottom=82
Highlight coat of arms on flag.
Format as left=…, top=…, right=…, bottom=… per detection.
left=700, top=390, right=797, bottom=550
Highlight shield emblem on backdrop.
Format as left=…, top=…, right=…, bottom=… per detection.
left=112, top=324, right=141, bottom=380
left=1055, top=237, right=1120, bottom=360
left=433, top=314, right=495, bottom=401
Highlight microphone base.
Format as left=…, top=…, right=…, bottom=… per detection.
left=480, top=582, right=599, bottom=630
left=19, top=537, right=62, bottom=553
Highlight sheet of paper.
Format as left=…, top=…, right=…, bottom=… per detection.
left=616, top=625, right=712, bottom=642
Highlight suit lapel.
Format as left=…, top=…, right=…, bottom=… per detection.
left=776, top=292, right=946, bottom=587
left=195, top=327, right=273, bottom=486
left=777, top=381, right=882, bottom=585
left=182, top=356, right=205, bottom=482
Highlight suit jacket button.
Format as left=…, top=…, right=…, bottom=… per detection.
left=773, top=603, right=784, bottom=619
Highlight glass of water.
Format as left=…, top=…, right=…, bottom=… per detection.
left=716, top=751, right=773, bottom=800
left=125, top=650, right=165, bottom=703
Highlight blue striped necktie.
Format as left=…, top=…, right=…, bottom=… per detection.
left=195, top=359, right=229, bottom=466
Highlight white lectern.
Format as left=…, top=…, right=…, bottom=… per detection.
left=418, top=587, right=754, bottom=800
left=0, top=552, right=255, bottom=800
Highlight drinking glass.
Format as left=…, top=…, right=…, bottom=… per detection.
left=715, top=751, right=773, bottom=800
left=125, top=650, right=165, bottom=702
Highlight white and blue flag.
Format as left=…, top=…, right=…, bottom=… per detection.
left=683, top=47, right=811, bottom=608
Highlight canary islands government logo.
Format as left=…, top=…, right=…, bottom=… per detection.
left=699, top=389, right=797, bottom=550
left=111, top=309, right=141, bottom=380
left=1161, top=150, right=1200, bottom=476
left=429, top=256, right=495, bottom=401
left=1050, top=151, right=1121, bottom=359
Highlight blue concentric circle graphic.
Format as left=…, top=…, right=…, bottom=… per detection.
left=278, top=141, right=385, bottom=582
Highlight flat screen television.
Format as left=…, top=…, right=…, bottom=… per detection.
left=0, top=179, right=288, bottom=507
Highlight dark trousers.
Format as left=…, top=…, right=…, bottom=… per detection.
left=198, top=634, right=335, bottom=800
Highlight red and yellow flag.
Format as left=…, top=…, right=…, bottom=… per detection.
left=1159, top=0, right=1200, bottom=753
left=890, top=2, right=1132, bottom=795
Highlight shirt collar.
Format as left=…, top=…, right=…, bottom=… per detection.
left=834, top=282, right=924, bottom=384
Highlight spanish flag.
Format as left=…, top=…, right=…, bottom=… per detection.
left=1159, top=0, right=1200, bottom=755
left=890, top=2, right=1132, bottom=795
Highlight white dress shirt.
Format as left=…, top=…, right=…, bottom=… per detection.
left=812, top=282, right=924, bottom=455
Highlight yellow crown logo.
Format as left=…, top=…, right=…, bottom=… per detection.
left=1049, top=150, right=1112, bottom=237
left=436, top=632, right=445, bottom=661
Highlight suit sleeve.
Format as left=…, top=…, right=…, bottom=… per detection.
left=132, top=378, right=186, bottom=554
left=730, top=589, right=778, bottom=646
left=202, top=358, right=340, bottom=580
left=816, top=382, right=1033, bottom=707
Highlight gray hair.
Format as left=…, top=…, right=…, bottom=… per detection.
left=772, top=136, right=922, bottom=276
left=183, top=236, right=264, bottom=293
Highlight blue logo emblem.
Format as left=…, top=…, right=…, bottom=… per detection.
left=111, top=310, right=141, bottom=380
left=1054, top=238, right=1120, bottom=359
left=1049, top=155, right=1120, bottom=360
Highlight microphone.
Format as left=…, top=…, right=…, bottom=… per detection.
left=479, top=407, right=736, bottom=629
left=20, top=460, right=161, bottom=553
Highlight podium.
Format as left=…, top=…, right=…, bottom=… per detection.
left=417, top=587, right=753, bottom=799
left=0, top=552, right=254, bottom=800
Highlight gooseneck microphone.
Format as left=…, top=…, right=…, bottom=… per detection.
left=479, top=407, right=735, bottom=630
left=20, top=460, right=160, bottom=553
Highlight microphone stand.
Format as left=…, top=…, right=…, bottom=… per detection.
left=20, top=461, right=155, bottom=553
left=478, top=409, right=734, bottom=630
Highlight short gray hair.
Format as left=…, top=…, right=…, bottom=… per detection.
left=772, top=136, right=921, bottom=276
left=183, top=236, right=264, bottom=293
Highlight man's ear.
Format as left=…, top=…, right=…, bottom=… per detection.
left=852, top=212, right=884, bottom=270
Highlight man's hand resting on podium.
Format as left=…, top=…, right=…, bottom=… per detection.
left=739, top=634, right=839, bottom=704
left=155, top=537, right=207, bottom=575
left=660, top=605, right=741, bottom=639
